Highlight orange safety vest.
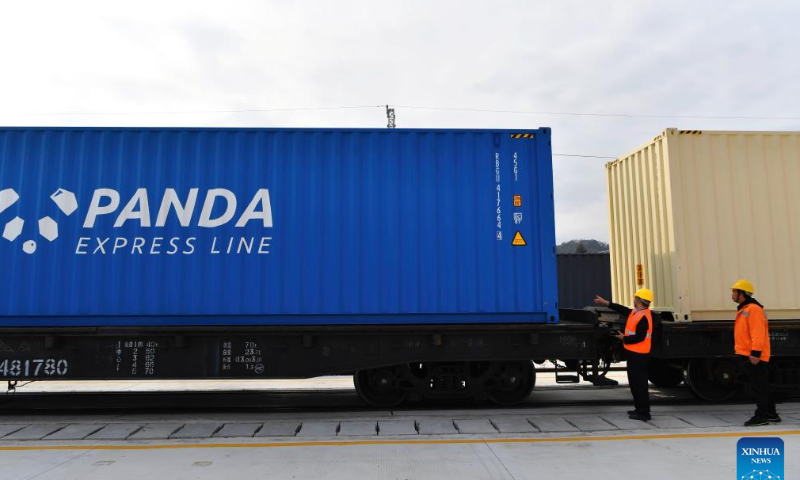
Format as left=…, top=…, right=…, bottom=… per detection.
left=623, top=308, right=653, bottom=354
left=734, top=303, right=771, bottom=362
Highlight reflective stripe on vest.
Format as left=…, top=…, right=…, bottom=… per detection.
left=625, top=330, right=652, bottom=338
left=623, top=308, right=653, bottom=354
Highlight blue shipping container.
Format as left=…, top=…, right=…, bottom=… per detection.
left=0, top=127, right=558, bottom=326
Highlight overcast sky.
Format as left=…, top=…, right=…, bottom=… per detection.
left=1, top=1, right=798, bottom=242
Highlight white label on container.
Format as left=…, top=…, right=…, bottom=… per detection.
left=513, top=152, right=519, bottom=182
left=495, top=152, right=502, bottom=240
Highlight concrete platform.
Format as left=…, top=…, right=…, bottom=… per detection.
left=2, top=424, right=67, bottom=441
left=3, top=402, right=797, bottom=442
left=526, top=416, right=578, bottom=432
left=127, top=424, right=183, bottom=440
left=1, top=425, right=798, bottom=480
left=337, top=421, right=378, bottom=436
left=416, top=419, right=458, bottom=435
left=44, top=424, right=105, bottom=440
left=672, top=413, right=731, bottom=428
left=0, top=425, right=26, bottom=438
left=453, top=419, right=498, bottom=434
left=377, top=420, right=417, bottom=435
left=601, top=413, right=657, bottom=429
left=562, top=415, right=617, bottom=431
left=85, top=424, right=142, bottom=440
left=170, top=423, right=220, bottom=439
left=256, top=421, right=301, bottom=437
left=648, top=415, right=694, bottom=429
left=296, top=421, right=340, bottom=437
left=489, top=417, right=539, bottom=433
left=213, top=423, right=261, bottom=438
left=1, top=382, right=798, bottom=479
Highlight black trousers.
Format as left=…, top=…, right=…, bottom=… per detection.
left=741, top=358, right=776, bottom=418
left=626, top=352, right=650, bottom=414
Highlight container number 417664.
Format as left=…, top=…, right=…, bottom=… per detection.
left=0, top=358, right=69, bottom=377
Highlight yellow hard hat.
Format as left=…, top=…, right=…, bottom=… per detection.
left=731, top=279, right=755, bottom=294
left=634, top=288, right=654, bottom=303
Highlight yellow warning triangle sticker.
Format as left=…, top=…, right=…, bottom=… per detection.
left=512, top=231, right=527, bottom=246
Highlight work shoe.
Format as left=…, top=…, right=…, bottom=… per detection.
left=766, top=414, right=782, bottom=424
left=744, top=416, right=769, bottom=427
left=627, top=410, right=638, bottom=415
left=628, top=413, right=651, bottom=421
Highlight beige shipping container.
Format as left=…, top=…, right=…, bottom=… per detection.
left=606, top=128, right=800, bottom=322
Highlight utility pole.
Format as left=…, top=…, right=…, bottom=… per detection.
left=385, top=105, right=396, bottom=129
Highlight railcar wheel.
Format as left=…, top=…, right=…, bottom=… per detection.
left=648, top=359, right=684, bottom=387
left=488, top=361, right=536, bottom=406
left=354, top=367, right=407, bottom=408
left=684, top=358, right=737, bottom=402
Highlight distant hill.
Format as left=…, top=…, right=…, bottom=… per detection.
left=557, top=239, right=609, bottom=254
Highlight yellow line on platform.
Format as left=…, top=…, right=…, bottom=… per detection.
left=1, top=430, right=798, bottom=452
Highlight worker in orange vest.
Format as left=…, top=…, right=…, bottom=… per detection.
left=594, top=289, right=654, bottom=421
left=731, top=279, right=780, bottom=426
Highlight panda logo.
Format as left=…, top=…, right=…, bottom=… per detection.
left=1, top=188, right=78, bottom=254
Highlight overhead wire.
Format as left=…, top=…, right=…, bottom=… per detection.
left=553, top=154, right=614, bottom=159
left=1, top=104, right=798, bottom=121
left=1, top=103, right=788, bottom=160
left=0, top=105, right=384, bottom=117
left=393, top=105, right=800, bottom=121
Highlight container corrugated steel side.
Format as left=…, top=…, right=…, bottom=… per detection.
left=556, top=253, right=611, bottom=310
left=0, top=127, right=558, bottom=326
left=606, top=128, right=800, bottom=321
